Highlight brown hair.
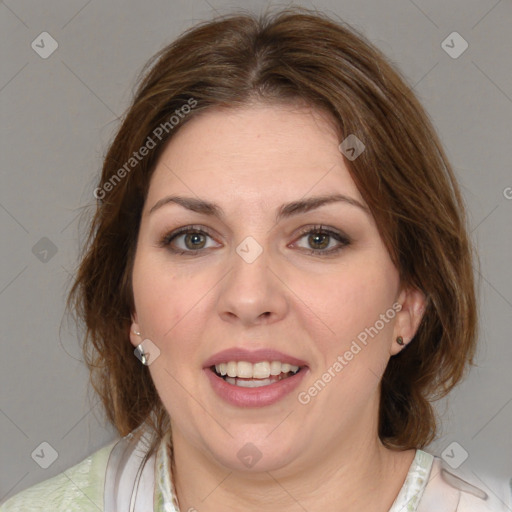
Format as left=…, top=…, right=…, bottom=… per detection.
left=69, top=7, right=478, bottom=455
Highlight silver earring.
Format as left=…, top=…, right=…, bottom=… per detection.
left=132, top=329, right=141, bottom=336
left=135, top=343, right=149, bottom=365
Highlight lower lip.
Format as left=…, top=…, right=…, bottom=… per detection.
left=204, top=367, right=308, bottom=407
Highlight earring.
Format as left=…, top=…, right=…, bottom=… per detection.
left=396, top=336, right=405, bottom=346
left=132, top=330, right=148, bottom=365
left=134, top=343, right=149, bottom=365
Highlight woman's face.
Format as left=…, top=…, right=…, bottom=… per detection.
left=130, top=102, right=425, bottom=473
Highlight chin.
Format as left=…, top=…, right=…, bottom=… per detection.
left=202, top=434, right=301, bottom=474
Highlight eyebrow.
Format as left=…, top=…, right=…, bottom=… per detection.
left=149, top=193, right=370, bottom=221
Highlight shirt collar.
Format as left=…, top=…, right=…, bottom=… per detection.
left=154, top=429, right=180, bottom=512
left=388, top=449, right=434, bottom=511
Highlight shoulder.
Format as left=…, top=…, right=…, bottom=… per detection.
left=419, top=454, right=512, bottom=512
left=0, top=439, right=118, bottom=512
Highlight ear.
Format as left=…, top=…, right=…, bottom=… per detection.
left=129, top=311, right=142, bottom=348
left=390, top=285, right=427, bottom=356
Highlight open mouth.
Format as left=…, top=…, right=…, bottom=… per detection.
left=210, top=365, right=304, bottom=388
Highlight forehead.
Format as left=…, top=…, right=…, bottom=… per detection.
left=145, top=103, right=364, bottom=209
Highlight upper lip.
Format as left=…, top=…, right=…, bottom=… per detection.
left=203, top=348, right=308, bottom=368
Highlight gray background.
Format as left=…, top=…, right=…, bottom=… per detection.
left=1, top=0, right=511, bottom=504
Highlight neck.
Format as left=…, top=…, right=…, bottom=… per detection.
left=170, top=420, right=415, bottom=512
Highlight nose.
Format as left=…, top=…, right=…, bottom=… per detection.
left=216, top=242, right=289, bottom=327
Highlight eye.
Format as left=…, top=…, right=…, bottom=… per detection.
left=158, top=224, right=351, bottom=257
left=158, top=225, right=220, bottom=255
left=292, top=225, right=351, bottom=255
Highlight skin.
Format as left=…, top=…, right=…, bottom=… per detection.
left=129, top=101, right=426, bottom=511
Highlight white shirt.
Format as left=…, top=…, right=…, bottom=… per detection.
left=2, top=425, right=510, bottom=511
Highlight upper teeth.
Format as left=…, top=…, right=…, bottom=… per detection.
left=215, top=361, right=300, bottom=379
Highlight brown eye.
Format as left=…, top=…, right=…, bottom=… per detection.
left=159, top=225, right=220, bottom=255
left=183, top=232, right=207, bottom=250
left=293, top=225, right=351, bottom=255
left=307, top=232, right=330, bottom=250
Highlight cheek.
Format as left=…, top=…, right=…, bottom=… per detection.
left=301, top=269, right=399, bottom=411
left=132, top=253, right=184, bottom=340
left=131, top=253, right=214, bottom=367
left=295, top=256, right=399, bottom=356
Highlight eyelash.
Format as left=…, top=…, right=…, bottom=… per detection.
left=158, top=224, right=351, bottom=256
